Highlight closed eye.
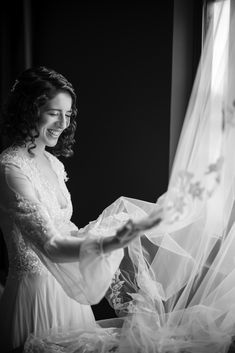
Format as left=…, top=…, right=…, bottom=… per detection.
left=49, top=112, right=60, bottom=116
left=48, top=112, right=72, bottom=119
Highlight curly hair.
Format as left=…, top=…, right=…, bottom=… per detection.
left=0, top=66, right=78, bottom=157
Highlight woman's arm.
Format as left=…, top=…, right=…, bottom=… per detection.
left=0, top=161, right=162, bottom=264
left=0, top=160, right=162, bottom=304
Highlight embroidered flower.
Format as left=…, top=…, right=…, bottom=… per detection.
left=107, top=269, right=135, bottom=315
left=165, top=156, right=223, bottom=223
left=109, top=270, right=125, bottom=309
left=188, top=181, right=204, bottom=199
left=206, top=156, right=224, bottom=174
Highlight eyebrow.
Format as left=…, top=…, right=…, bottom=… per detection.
left=46, top=109, right=72, bottom=112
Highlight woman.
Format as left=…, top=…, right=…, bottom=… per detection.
left=0, top=66, right=161, bottom=352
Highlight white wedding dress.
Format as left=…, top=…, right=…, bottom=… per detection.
left=0, top=145, right=127, bottom=352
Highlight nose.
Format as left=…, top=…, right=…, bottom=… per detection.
left=57, top=112, right=68, bottom=129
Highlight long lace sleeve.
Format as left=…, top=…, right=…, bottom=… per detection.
left=0, top=159, right=123, bottom=304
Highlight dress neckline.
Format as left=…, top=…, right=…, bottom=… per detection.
left=42, top=152, right=68, bottom=210
left=5, top=145, right=69, bottom=211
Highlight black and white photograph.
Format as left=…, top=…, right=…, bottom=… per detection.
left=1, top=1, right=235, bottom=352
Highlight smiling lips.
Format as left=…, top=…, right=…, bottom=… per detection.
left=47, top=129, right=63, bottom=138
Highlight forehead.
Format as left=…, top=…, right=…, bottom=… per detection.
left=42, top=91, right=72, bottom=111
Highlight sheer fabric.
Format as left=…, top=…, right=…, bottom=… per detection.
left=105, top=1, right=235, bottom=352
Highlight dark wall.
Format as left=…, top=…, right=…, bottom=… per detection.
left=0, top=1, right=32, bottom=103
left=31, top=1, right=173, bottom=227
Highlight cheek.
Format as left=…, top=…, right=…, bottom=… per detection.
left=37, top=115, right=51, bottom=130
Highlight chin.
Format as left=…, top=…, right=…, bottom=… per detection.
left=45, top=138, right=59, bottom=147
left=47, top=141, right=58, bottom=147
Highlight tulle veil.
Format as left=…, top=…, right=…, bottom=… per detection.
left=24, top=1, right=235, bottom=352
left=102, top=1, right=235, bottom=352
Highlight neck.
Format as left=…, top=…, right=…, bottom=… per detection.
left=19, top=141, right=46, bottom=159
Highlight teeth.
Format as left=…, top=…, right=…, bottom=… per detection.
left=48, top=129, right=61, bottom=137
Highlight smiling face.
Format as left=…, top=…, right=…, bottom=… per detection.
left=36, top=91, right=72, bottom=149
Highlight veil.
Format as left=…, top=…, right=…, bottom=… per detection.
left=23, top=1, right=235, bottom=352
left=102, top=1, right=235, bottom=352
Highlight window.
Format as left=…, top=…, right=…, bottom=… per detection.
left=203, top=0, right=230, bottom=93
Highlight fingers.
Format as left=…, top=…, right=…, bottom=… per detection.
left=117, top=230, right=141, bottom=248
left=116, top=219, right=134, bottom=240
left=114, top=209, right=163, bottom=249
left=133, top=208, right=163, bottom=232
left=134, top=216, right=162, bottom=232
left=115, top=220, right=141, bottom=248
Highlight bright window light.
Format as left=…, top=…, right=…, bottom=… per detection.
left=211, top=0, right=230, bottom=94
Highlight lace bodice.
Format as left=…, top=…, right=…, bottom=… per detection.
left=0, top=146, right=123, bottom=305
left=0, top=146, right=76, bottom=279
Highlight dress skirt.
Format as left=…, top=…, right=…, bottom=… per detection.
left=0, top=271, right=96, bottom=352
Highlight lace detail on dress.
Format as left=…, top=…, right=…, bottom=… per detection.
left=4, top=192, right=56, bottom=280
left=106, top=269, right=136, bottom=317
left=11, top=194, right=52, bottom=245
left=0, top=146, right=75, bottom=280
left=0, top=146, right=72, bottom=218
left=45, top=152, right=69, bottom=183
left=7, top=228, right=47, bottom=280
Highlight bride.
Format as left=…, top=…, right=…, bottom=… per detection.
left=2, top=0, right=235, bottom=352
left=0, top=66, right=162, bottom=353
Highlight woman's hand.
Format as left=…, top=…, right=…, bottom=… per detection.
left=102, top=208, right=163, bottom=253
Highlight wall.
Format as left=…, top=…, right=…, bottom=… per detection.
left=32, top=1, right=173, bottom=220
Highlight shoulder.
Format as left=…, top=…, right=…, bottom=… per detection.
left=0, top=146, right=25, bottom=167
left=0, top=146, right=34, bottom=179
left=45, top=151, right=69, bottom=182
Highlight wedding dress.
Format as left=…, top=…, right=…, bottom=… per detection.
left=0, top=145, right=126, bottom=352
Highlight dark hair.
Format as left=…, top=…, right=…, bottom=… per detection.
left=0, top=66, right=77, bottom=157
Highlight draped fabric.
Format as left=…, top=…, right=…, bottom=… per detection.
left=103, top=1, right=235, bottom=352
